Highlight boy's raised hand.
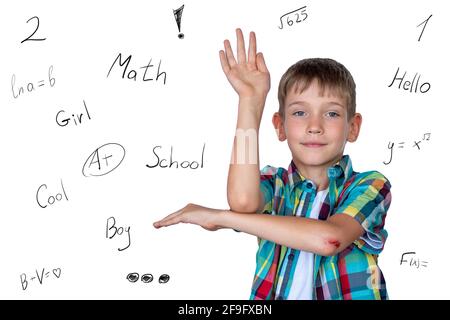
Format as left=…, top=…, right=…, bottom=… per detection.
left=219, top=28, right=271, bottom=101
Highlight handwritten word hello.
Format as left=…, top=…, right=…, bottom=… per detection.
left=388, top=67, right=430, bottom=93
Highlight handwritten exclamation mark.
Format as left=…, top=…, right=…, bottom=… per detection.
left=173, top=4, right=184, bottom=39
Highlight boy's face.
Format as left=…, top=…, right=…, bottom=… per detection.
left=272, top=79, right=362, bottom=174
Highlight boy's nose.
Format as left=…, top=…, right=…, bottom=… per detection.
left=307, top=119, right=323, bottom=134
left=308, top=127, right=323, bottom=134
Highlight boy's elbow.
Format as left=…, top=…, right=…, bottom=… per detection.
left=318, top=241, right=340, bottom=257
left=316, top=226, right=345, bottom=257
left=227, top=194, right=259, bottom=213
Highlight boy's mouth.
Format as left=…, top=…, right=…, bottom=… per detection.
left=302, top=142, right=326, bottom=148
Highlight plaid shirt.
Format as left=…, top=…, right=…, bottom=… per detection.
left=250, top=155, right=392, bottom=300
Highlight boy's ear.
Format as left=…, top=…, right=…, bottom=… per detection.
left=347, top=113, right=362, bottom=142
left=272, top=112, right=287, bottom=141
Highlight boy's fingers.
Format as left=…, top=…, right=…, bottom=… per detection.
left=174, top=214, right=186, bottom=224
left=161, top=215, right=184, bottom=227
left=160, top=208, right=184, bottom=222
left=219, top=50, right=230, bottom=74
left=256, top=52, right=269, bottom=73
left=154, top=215, right=182, bottom=228
left=248, top=31, right=256, bottom=66
left=236, top=28, right=246, bottom=64
left=153, top=207, right=184, bottom=227
left=224, top=39, right=236, bottom=67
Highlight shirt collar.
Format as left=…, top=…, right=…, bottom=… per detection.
left=287, top=154, right=354, bottom=190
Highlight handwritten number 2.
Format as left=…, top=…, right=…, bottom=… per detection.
left=21, top=16, right=46, bottom=43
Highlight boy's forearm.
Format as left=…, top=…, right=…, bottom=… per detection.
left=216, top=210, right=341, bottom=256
left=227, top=97, right=265, bottom=213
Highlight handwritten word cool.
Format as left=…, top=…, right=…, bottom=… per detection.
left=36, top=179, right=68, bottom=209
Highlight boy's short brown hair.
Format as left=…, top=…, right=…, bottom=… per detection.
left=277, top=58, right=356, bottom=121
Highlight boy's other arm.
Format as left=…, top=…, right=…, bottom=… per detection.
left=219, top=29, right=270, bottom=213
left=154, top=203, right=364, bottom=257
left=219, top=210, right=364, bottom=256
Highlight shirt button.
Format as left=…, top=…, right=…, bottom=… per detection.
left=288, top=253, right=295, bottom=259
left=328, top=168, right=336, bottom=178
left=306, top=182, right=313, bottom=189
left=328, top=167, right=342, bottom=178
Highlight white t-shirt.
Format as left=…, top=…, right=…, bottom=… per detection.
left=286, top=189, right=328, bottom=300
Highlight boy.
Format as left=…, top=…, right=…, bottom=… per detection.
left=154, top=28, right=391, bottom=300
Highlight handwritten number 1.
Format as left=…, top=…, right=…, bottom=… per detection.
left=417, top=14, right=432, bottom=42
left=21, top=16, right=46, bottom=43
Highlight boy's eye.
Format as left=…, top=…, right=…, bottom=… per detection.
left=293, top=111, right=306, bottom=116
left=327, top=111, right=339, bottom=117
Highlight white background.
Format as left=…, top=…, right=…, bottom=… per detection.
left=0, top=0, right=449, bottom=299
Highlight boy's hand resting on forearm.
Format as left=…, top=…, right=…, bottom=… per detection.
left=219, top=28, right=271, bottom=103
left=153, top=203, right=224, bottom=231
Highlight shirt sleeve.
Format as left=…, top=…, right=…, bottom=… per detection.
left=334, top=171, right=392, bottom=255
left=259, top=165, right=277, bottom=214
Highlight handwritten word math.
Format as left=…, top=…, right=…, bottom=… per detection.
left=107, top=53, right=167, bottom=84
